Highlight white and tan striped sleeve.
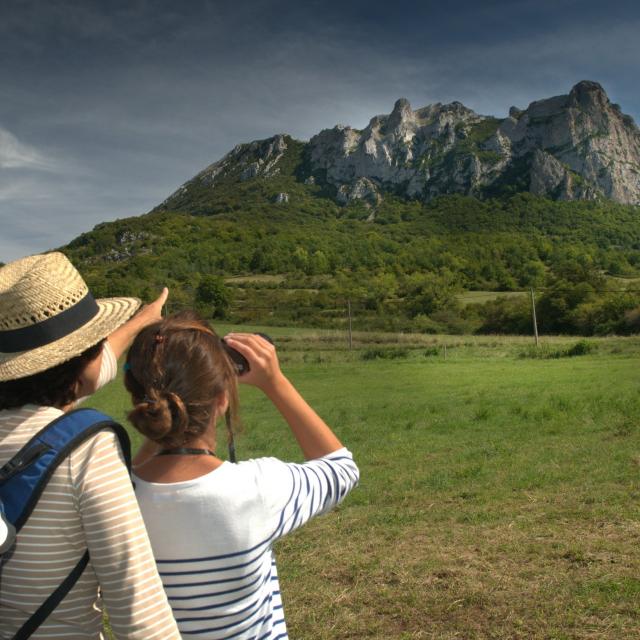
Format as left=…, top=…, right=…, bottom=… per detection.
left=76, top=340, right=118, bottom=405
left=96, top=340, right=117, bottom=388
left=70, top=430, right=180, bottom=640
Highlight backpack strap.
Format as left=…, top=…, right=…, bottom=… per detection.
left=0, top=407, right=131, bottom=640
left=1, top=408, right=131, bottom=531
left=12, top=552, right=90, bottom=640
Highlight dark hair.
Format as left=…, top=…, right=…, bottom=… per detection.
left=0, top=340, right=105, bottom=410
left=124, top=311, right=239, bottom=449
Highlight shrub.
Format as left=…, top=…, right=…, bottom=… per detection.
left=518, top=340, right=595, bottom=359
left=564, top=340, right=594, bottom=357
left=361, top=348, right=409, bottom=361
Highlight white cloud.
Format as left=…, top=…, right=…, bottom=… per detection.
left=0, top=127, right=56, bottom=171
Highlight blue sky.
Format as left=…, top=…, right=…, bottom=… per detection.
left=1, top=0, right=639, bottom=262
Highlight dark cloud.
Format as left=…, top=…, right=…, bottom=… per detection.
left=1, top=0, right=639, bottom=262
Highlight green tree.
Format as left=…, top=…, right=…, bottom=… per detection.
left=195, top=275, right=232, bottom=319
left=475, top=297, right=531, bottom=334
left=401, top=271, right=460, bottom=318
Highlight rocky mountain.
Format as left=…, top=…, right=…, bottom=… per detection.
left=160, top=80, right=640, bottom=211
left=57, top=81, right=640, bottom=337
left=311, top=81, right=640, bottom=204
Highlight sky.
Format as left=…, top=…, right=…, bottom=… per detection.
left=1, top=0, right=639, bottom=263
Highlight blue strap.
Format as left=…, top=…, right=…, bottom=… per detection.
left=0, top=408, right=131, bottom=530
left=0, top=407, right=132, bottom=639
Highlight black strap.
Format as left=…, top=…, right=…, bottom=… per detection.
left=0, top=443, right=49, bottom=483
left=225, top=409, right=236, bottom=463
left=12, top=551, right=89, bottom=640
left=157, top=447, right=217, bottom=457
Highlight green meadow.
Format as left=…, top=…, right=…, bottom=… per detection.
left=94, top=329, right=640, bottom=639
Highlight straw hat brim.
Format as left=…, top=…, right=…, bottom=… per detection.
left=0, top=296, right=140, bottom=381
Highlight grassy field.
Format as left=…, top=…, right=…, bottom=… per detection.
left=455, top=290, right=528, bottom=306
left=93, top=329, right=640, bottom=639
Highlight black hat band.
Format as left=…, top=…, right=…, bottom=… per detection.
left=0, top=292, right=100, bottom=353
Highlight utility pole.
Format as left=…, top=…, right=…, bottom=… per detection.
left=530, top=288, right=539, bottom=347
left=347, top=299, right=353, bottom=351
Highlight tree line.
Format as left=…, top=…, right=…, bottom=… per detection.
left=63, top=192, right=640, bottom=336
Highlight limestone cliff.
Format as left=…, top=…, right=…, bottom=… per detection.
left=307, top=81, right=640, bottom=205
left=160, top=81, right=640, bottom=209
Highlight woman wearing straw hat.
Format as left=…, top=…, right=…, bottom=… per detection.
left=0, top=252, right=180, bottom=639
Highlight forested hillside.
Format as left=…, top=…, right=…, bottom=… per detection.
left=63, top=83, right=640, bottom=335
left=64, top=183, right=640, bottom=335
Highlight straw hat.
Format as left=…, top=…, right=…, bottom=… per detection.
left=0, top=252, right=140, bottom=381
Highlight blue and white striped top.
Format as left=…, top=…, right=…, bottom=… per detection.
left=133, top=448, right=359, bottom=639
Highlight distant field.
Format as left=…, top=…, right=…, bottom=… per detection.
left=609, top=275, right=640, bottom=290
left=94, top=329, right=640, bottom=639
left=456, top=290, right=528, bottom=306
left=224, top=274, right=287, bottom=284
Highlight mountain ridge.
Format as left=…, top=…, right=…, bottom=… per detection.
left=158, top=81, right=640, bottom=214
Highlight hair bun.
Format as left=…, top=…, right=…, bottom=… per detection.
left=128, top=391, right=189, bottom=446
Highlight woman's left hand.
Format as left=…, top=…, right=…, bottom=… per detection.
left=223, top=333, right=285, bottom=393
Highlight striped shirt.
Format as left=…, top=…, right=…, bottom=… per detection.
left=134, top=448, right=359, bottom=639
left=0, top=343, right=180, bottom=639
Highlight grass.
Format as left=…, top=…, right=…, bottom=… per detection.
left=456, top=290, right=528, bottom=306
left=609, top=275, right=640, bottom=289
left=93, top=329, right=640, bottom=639
left=224, top=274, right=287, bottom=284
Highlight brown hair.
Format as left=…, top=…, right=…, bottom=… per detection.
left=124, top=311, right=239, bottom=449
left=0, top=340, right=105, bottom=410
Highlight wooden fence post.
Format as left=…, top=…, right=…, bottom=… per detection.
left=530, top=288, right=539, bottom=347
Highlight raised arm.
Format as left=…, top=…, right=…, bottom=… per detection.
left=223, top=333, right=343, bottom=460
left=107, top=287, right=169, bottom=360
left=75, top=289, right=168, bottom=401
